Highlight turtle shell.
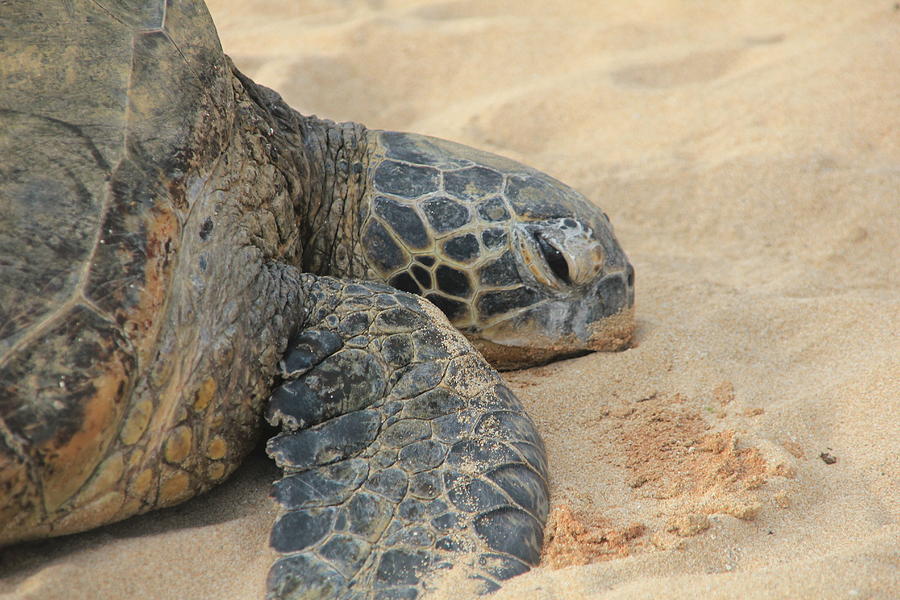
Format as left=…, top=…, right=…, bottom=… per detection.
left=0, top=0, right=247, bottom=542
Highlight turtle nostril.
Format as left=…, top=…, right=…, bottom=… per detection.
left=626, top=264, right=635, bottom=289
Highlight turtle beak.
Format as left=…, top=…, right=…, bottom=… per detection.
left=583, top=264, right=635, bottom=351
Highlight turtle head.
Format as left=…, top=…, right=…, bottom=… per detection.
left=361, top=131, right=635, bottom=369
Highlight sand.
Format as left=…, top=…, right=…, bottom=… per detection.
left=2, top=0, right=898, bottom=598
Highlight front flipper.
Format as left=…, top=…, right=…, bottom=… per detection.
left=265, top=275, right=549, bottom=600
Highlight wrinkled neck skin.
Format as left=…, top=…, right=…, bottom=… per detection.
left=233, top=67, right=372, bottom=282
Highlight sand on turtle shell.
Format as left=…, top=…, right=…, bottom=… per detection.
left=1, top=1, right=898, bottom=599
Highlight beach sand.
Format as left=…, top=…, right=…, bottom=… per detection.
left=2, top=1, right=898, bottom=598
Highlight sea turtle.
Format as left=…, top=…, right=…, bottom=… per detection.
left=0, top=1, right=634, bottom=598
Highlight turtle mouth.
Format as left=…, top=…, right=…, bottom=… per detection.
left=468, top=269, right=636, bottom=370
left=471, top=338, right=592, bottom=371
left=471, top=306, right=635, bottom=370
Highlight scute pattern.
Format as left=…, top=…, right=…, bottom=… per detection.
left=361, top=131, right=550, bottom=330
left=441, top=234, right=480, bottom=264
left=265, top=276, right=549, bottom=600
left=0, top=112, right=110, bottom=351
left=361, top=130, right=635, bottom=364
left=364, top=221, right=410, bottom=273
left=421, top=197, right=471, bottom=234
left=374, top=197, right=430, bottom=250
left=1, top=0, right=321, bottom=545
left=0, top=0, right=229, bottom=542
left=0, top=305, right=135, bottom=532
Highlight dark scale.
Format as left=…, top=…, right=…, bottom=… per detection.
left=474, top=509, right=543, bottom=565
left=399, top=498, right=428, bottom=522
left=373, top=160, right=440, bottom=198
left=478, top=251, right=520, bottom=287
left=504, top=173, right=572, bottom=219
left=409, top=471, right=442, bottom=500
left=269, top=509, right=335, bottom=553
left=425, top=293, right=468, bottom=321
left=411, top=265, right=431, bottom=289
left=433, top=412, right=468, bottom=441
left=444, top=166, right=503, bottom=202
left=435, top=265, right=471, bottom=298
left=481, top=228, right=508, bottom=249
left=389, top=272, right=422, bottom=296
left=477, top=287, right=541, bottom=319
left=447, top=478, right=509, bottom=513
left=476, top=197, right=510, bottom=223
left=594, top=272, right=629, bottom=316
left=363, top=220, right=409, bottom=272
left=420, top=196, right=470, bottom=234
left=380, top=131, right=470, bottom=169
left=415, top=255, right=435, bottom=267
left=441, top=234, right=480, bottom=264
left=318, top=535, right=370, bottom=577
left=374, top=196, right=430, bottom=249
left=198, top=216, right=214, bottom=239
left=375, top=548, right=432, bottom=586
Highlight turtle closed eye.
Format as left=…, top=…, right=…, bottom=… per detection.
left=533, top=231, right=571, bottom=285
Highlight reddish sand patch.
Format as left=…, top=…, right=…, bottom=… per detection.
left=541, top=504, right=646, bottom=569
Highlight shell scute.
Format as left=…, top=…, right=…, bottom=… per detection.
left=0, top=305, right=134, bottom=518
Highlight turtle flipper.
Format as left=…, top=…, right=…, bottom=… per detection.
left=265, top=275, right=548, bottom=600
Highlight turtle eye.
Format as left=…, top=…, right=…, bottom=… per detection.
left=533, top=231, right=571, bottom=285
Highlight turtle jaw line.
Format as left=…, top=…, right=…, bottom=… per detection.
left=467, top=279, right=636, bottom=370
left=470, top=307, right=635, bottom=371
left=470, top=336, right=593, bottom=371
